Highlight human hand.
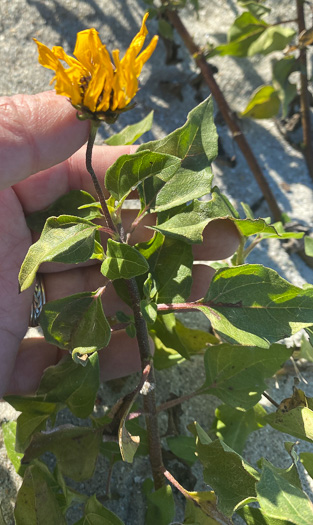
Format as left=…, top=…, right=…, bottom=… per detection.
left=0, top=91, right=240, bottom=397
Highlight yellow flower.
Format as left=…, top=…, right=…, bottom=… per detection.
left=34, top=13, right=158, bottom=119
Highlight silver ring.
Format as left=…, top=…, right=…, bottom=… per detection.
left=29, top=274, right=46, bottom=327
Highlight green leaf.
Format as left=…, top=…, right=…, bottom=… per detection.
left=1, top=421, right=25, bottom=475
left=248, top=25, right=295, bottom=55
left=238, top=505, right=293, bottom=525
left=19, top=216, right=99, bottom=291
left=211, top=403, right=266, bottom=454
left=200, top=343, right=291, bottom=409
left=238, top=1, right=271, bottom=18
left=190, top=423, right=258, bottom=517
left=3, top=398, right=58, bottom=452
left=105, top=111, right=153, bottom=145
left=141, top=299, right=158, bottom=325
left=300, top=452, right=313, bottom=479
left=196, top=264, right=313, bottom=347
left=36, top=353, right=100, bottom=418
left=143, top=480, right=175, bottom=525
left=26, top=190, right=102, bottom=232
left=75, top=494, right=125, bottom=524
left=240, top=86, right=281, bottom=119
left=272, top=56, right=299, bottom=118
left=101, top=239, right=149, bottom=280
left=305, top=236, right=313, bottom=257
left=256, top=459, right=313, bottom=524
left=138, top=97, right=218, bottom=169
left=183, top=491, right=221, bottom=524
left=158, top=18, right=174, bottom=39
left=214, top=12, right=267, bottom=57
left=105, top=150, right=180, bottom=207
left=14, top=463, right=66, bottom=525
left=22, top=427, right=102, bottom=481
left=167, top=435, right=197, bottom=465
left=298, top=334, right=313, bottom=362
left=39, top=291, right=111, bottom=357
left=265, top=406, right=313, bottom=443
left=150, top=238, right=193, bottom=303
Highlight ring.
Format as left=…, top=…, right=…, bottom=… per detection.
left=29, top=274, right=46, bottom=327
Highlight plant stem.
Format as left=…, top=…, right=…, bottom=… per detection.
left=262, top=391, right=280, bottom=408
left=126, top=278, right=165, bottom=489
left=164, top=8, right=282, bottom=222
left=296, top=0, right=313, bottom=180
left=86, top=127, right=164, bottom=489
left=235, top=235, right=246, bottom=265
left=86, top=122, right=116, bottom=231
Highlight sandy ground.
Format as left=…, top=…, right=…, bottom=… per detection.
left=1, top=0, right=313, bottom=523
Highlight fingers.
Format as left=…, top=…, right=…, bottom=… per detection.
left=193, top=219, right=240, bottom=261
left=0, top=91, right=90, bottom=190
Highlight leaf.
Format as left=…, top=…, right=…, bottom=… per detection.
left=214, top=12, right=267, bottom=57
left=138, top=97, right=218, bottom=169
left=256, top=459, right=313, bottom=524
left=158, top=18, right=174, bottom=39
left=3, top=397, right=58, bottom=452
left=22, top=426, right=102, bottom=481
left=36, top=353, right=100, bottom=418
left=196, top=264, right=313, bottom=347
left=143, top=480, right=175, bottom=525
left=199, top=343, right=291, bottom=409
left=305, top=236, right=313, bottom=257
left=101, top=239, right=149, bottom=280
left=241, top=85, right=280, bottom=119
left=272, top=56, right=299, bottom=118
left=166, top=435, right=197, bottom=465
left=211, top=403, right=266, bottom=454
left=265, top=406, right=313, bottom=443
left=26, top=190, right=102, bottom=232
left=74, top=494, right=125, bottom=524
left=39, top=291, right=111, bottom=357
left=238, top=505, right=293, bottom=525
left=189, top=423, right=258, bottom=517
left=183, top=491, right=224, bottom=524
left=19, top=216, right=99, bottom=291
left=248, top=26, right=295, bottom=56
left=1, top=421, right=25, bottom=476
left=300, top=452, right=313, bottom=479
left=105, top=149, right=181, bottom=207
left=14, top=463, right=66, bottom=525
left=141, top=299, right=158, bottom=325
left=238, top=2, right=271, bottom=18
left=105, top=111, right=153, bottom=145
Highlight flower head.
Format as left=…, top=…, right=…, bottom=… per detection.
left=34, top=14, right=158, bottom=121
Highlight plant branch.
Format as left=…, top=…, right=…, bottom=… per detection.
left=296, top=0, right=313, bottom=180
left=164, top=7, right=282, bottom=221
left=262, top=391, right=280, bottom=408
left=126, top=278, right=165, bottom=489
left=157, top=390, right=199, bottom=413
left=86, top=122, right=116, bottom=231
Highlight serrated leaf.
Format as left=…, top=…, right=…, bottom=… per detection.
left=14, top=463, right=66, bottom=525
left=19, top=216, right=99, bottom=291
left=211, top=403, right=266, bottom=454
left=143, top=480, right=175, bottom=525
left=199, top=343, right=291, bottom=409
left=265, top=406, right=313, bottom=443
left=22, top=426, right=102, bottom=481
left=101, top=239, right=149, bottom=280
left=105, top=149, right=180, bottom=207
left=36, top=353, right=100, bottom=418
left=195, top=264, right=313, bottom=347
left=190, top=423, right=258, bottom=517
left=241, top=86, right=280, bottom=119
left=105, top=111, right=153, bottom=145
left=257, top=459, right=313, bottom=524
left=2, top=421, right=25, bottom=475
left=26, top=190, right=102, bottom=232
left=39, top=291, right=111, bottom=356
left=75, top=495, right=125, bottom=524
